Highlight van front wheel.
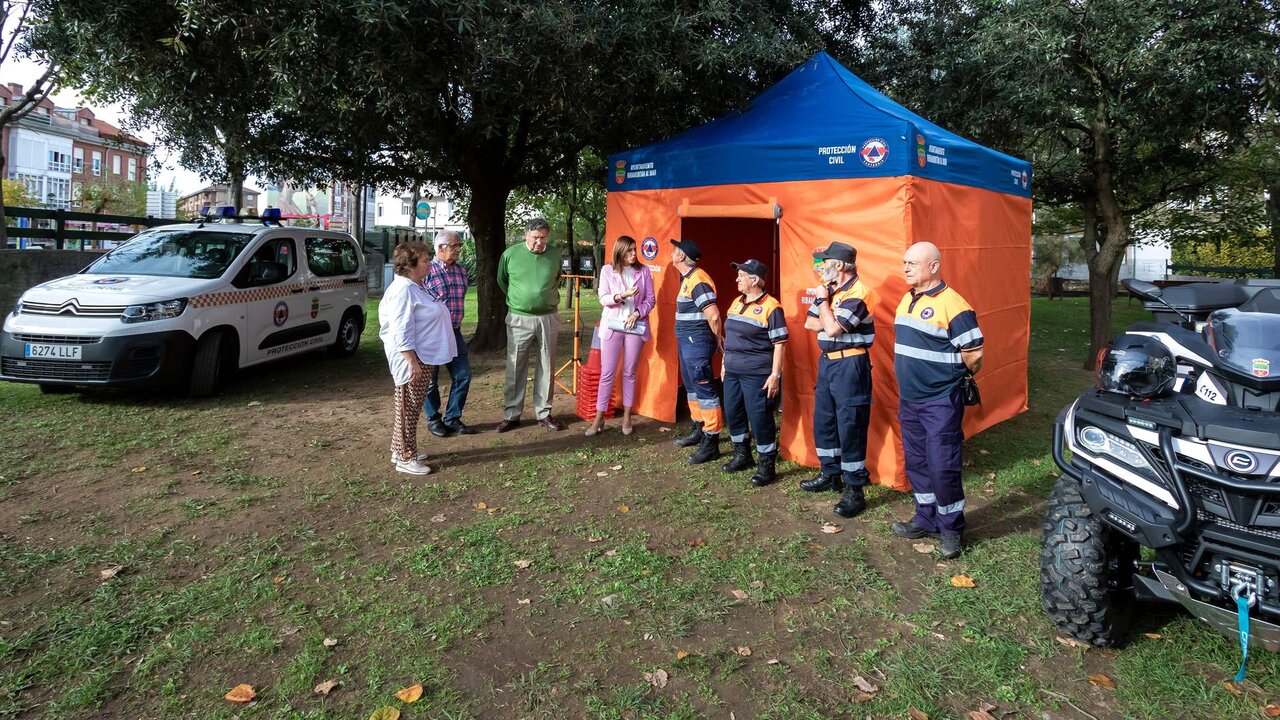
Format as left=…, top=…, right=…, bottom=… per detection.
left=188, top=330, right=224, bottom=398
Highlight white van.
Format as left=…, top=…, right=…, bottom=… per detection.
left=1, top=212, right=368, bottom=396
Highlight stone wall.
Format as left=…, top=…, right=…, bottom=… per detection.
left=0, top=249, right=102, bottom=317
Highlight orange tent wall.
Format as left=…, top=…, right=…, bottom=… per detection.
left=604, top=176, right=1030, bottom=491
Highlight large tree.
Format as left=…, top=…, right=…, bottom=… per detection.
left=865, top=0, right=1280, bottom=368
left=0, top=0, right=59, bottom=240
left=32, top=1, right=283, bottom=210
left=259, top=0, right=865, bottom=350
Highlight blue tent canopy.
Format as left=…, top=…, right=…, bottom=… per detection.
left=608, top=52, right=1031, bottom=198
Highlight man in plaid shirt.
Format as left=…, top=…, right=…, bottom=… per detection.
left=422, top=231, right=476, bottom=436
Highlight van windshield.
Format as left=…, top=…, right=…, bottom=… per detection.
left=84, top=229, right=253, bottom=279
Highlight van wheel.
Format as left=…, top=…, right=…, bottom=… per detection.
left=188, top=330, right=224, bottom=398
left=329, top=309, right=362, bottom=358
left=1040, top=475, right=1138, bottom=647
left=39, top=384, right=74, bottom=394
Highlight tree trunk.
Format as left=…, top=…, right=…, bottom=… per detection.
left=1082, top=107, right=1132, bottom=371
left=227, top=155, right=246, bottom=213
left=467, top=180, right=512, bottom=352
left=410, top=187, right=420, bottom=230
left=1268, top=178, right=1280, bottom=278
left=0, top=150, right=7, bottom=246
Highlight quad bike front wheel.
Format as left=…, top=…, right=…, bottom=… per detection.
left=1040, top=475, right=1140, bottom=647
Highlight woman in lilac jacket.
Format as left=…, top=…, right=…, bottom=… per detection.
left=586, top=235, right=655, bottom=436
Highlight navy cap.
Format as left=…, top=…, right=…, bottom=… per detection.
left=813, top=241, right=856, bottom=264
left=731, top=258, right=768, bottom=279
left=669, top=238, right=702, bottom=261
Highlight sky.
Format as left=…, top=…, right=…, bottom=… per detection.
left=5, top=55, right=211, bottom=196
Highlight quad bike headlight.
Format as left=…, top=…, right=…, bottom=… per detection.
left=1077, top=425, right=1152, bottom=472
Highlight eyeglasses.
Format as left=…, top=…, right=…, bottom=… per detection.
left=442, top=244, right=462, bottom=249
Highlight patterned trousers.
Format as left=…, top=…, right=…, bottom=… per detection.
left=391, top=368, right=433, bottom=462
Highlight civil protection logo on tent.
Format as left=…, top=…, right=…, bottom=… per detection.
left=860, top=138, right=889, bottom=167
left=641, top=237, right=659, bottom=261
left=916, top=135, right=927, bottom=167
left=615, top=160, right=626, bottom=184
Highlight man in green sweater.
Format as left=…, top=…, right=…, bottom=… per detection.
left=496, top=218, right=567, bottom=432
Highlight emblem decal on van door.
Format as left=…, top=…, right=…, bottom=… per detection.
left=273, top=301, right=289, bottom=327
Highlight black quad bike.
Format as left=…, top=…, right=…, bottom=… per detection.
left=1043, top=277, right=1280, bottom=650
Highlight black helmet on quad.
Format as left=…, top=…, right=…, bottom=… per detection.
left=1097, top=334, right=1176, bottom=399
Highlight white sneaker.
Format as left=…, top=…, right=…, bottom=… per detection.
left=395, top=458, right=433, bottom=475
left=390, top=451, right=429, bottom=465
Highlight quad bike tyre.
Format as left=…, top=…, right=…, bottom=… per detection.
left=1040, top=475, right=1139, bottom=647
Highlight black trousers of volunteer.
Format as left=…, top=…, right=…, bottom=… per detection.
left=813, top=355, right=872, bottom=487
left=723, top=371, right=778, bottom=455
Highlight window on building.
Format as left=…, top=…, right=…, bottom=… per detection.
left=44, top=177, right=71, bottom=210
left=112, top=154, right=121, bottom=175
left=46, top=150, right=70, bottom=173
left=377, top=204, right=384, bottom=217
left=401, top=200, right=412, bottom=215
left=73, top=148, right=84, bottom=174
left=128, top=158, right=137, bottom=182
left=92, top=151, right=102, bottom=176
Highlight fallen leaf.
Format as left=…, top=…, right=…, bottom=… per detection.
left=689, top=537, right=705, bottom=547
left=1032, top=458, right=1043, bottom=466
left=604, top=549, right=618, bottom=557
left=322, top=637, right=338, bottom=647
left=979, top=449, right=990, bottom=455
left=908, top=708, right=930, bottom=720
left=658, top=427, right=672, bottom=432
left=487, top=508, right=497, bottom=514
left=1142, top=632, right=1163, bottom=640
left=588, top=536, right=603, bottom=543
left=730, top=589, right=749, bottom=600
left=597, top=471, right=610, bottom=477
left=1088, top=673, right=1117, bottom=690
left=617, top=505, right=630, bottom=513
left=766, top=658, right=781, bottom=665
left=99, top=565, right=123, bottom=581
left=430, top=514, right=446, bottom=523
left=750, top=580, right=765, bottom=589
left=600, top=593, right=618, bottom=607
left=247, top=401, right=263, bottom=407
left=950, top=574, right=976, bottom=588
left=643, top=668, right=669, bottom=688
left=273, top=575, right=286, bottom=584
left=313, top=679, right=339, bottom=695
left=854, top=690, right=875, bottom=702
left=676, top=650, right=691, bottom=660
left=985, top=471, right=996, bottom=480
left=130, top=466, right=147, bottom=473
left=395, top=684, right=423, bottom=703
left=1262, top=705, right=1280, bottom=718
left=967, top=711, right=998, bottom=720
left=368, top=707, right=400, bottom=720
left=853, top=675, right=878, bottom=693
left=1055, top=635, right=1091, bottom=650
left=610, top=465, right=623, bottom=471
left=735, top=646, right=752, bottom=656
left=913, top=542, right=933, bottom=554
left=806, top=542, right=825, bottom=551
left=473, top=501, right=487, bottom=510
left=513, top=559, right=533, bottom=569
left=1222, top=681, right=1245, bottom=696
left=224, top=684, right=256, bottom=703
left=820, top=522, right=843, bottom=534
left=191, top=470, right=203, bottom=476
left=517, top=598, right=531, bottom=605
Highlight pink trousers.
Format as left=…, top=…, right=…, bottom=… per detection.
left=597, top=331, right=646, bottom=411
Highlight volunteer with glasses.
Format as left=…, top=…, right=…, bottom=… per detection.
left=422, top=230, right=477, bottom=437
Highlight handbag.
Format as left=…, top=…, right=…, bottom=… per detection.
left=960, top=373, right=981, bottom=406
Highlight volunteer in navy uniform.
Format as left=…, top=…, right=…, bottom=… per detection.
left=802, top=241, right=879, bottom=518
left=670, top=238, right=725, bottom=464
left=890, top=241, right=984, bottom=560
left=720, top=259, right=788, bottom=486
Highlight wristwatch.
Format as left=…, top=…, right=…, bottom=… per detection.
left=813, top=295, right=827, bottom=306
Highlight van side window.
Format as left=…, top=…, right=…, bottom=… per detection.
left=305, top=237, right=360, bottom=277
left=236, top=237, right=297, bottom=288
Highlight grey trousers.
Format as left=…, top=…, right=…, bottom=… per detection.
left=503, top=311, right=558, bottom=421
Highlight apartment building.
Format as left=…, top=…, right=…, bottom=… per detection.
left=176, top=184, right=262, bottom=218
left=0, top=83, right=150, bottom=211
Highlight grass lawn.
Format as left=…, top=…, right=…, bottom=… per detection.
left=1, top=293, right=1278, bottom=719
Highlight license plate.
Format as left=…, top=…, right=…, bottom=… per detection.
left=24, top=343, right=82, bottom=360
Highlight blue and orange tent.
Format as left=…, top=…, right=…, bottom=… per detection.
left=604, top=52, right=1031, bottom=489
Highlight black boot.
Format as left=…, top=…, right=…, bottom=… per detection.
left=799, top=474, right=842, bottom=492
left=688, top=433, right=721, bottom=464
left=721, top=443, right=753, bottom=472
left=674, top=421, right=705, bottom=448
left=833, top=483, right=867, bottom=518
left=750, top=452, right=777, bottom=486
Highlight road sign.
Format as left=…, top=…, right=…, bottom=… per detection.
left=414, top=200, right=431, bottom=220
left=329, top=212, right=347, bottom=231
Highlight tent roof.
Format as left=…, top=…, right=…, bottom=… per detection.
left=608, top=52, right=1031, bottom=198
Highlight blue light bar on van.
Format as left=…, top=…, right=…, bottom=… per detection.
left=215, top=205, right=237, bottom=218
left=261, top=207, right=282, bottom=221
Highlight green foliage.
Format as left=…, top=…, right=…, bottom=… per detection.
left=1171, top=237, right=1274, bottom=278
left=1, top=180, right=39, bottom=210
left=75, top=177, right=146, bottom=216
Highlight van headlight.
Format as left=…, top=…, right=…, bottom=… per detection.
left=1077, top=425, right=1152, bottom=472
left=121, top=298, right=187, bottom=324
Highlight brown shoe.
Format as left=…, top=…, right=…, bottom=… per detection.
left=495, top=418, right=521, bottom=433
left=539, top=416, right=567, bottom=431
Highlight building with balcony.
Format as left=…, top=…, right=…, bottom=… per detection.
left=176, top=184, right=262, bottom=218
left=0, top=83, right=150, bottom=212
